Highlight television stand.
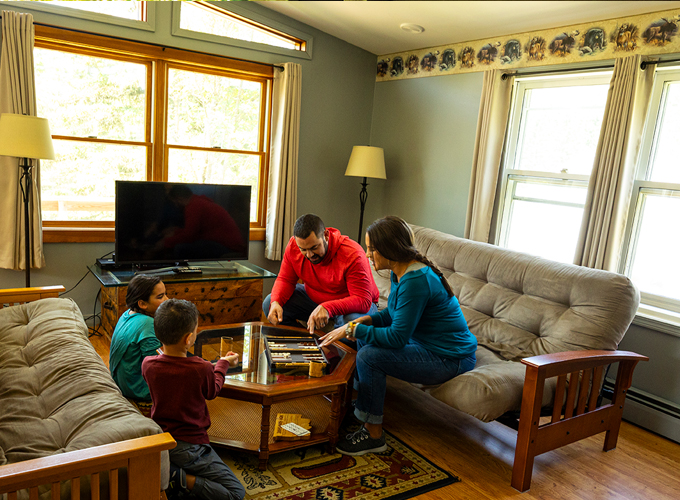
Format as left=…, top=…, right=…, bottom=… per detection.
left=88, top=262, right=276, bottom=340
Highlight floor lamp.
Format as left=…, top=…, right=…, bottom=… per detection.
left=0, top=114, right=55, bottom=287
left=344, top=146, right=386, bottom=243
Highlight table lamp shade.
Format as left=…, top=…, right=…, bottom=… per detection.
left=345, top=146, right=386, bottom=180
left=0, top=113, right=55, bottom=160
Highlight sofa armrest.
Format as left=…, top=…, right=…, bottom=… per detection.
left=0, top=433, right=176, bottom=499
left=512, top=350, right=648, bottom=492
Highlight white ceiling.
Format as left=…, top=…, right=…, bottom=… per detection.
left=260, top=1, right=680, bottom=55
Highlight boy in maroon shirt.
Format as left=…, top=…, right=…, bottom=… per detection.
left=142, top=299, right=245, bottom=500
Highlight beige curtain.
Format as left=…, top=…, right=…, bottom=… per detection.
left=265, top=62, right=301, bottom=261
left=574, top=55, right=655, bottom=271
left=464, top=69, right=514, bottom=242
left=0, top=11, right=43, bottom=272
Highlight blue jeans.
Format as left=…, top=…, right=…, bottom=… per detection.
left=170, top=440, right=245, bottom=500
left=353, top=340, right=476, bottom=424
left=263, top=284, right=378, bottom=328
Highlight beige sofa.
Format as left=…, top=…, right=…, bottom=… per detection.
left=371, top=225, right=647, bottom=491
left=0, top=287, right=175, bottom=500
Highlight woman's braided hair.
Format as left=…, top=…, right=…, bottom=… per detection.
left=366, top=216, right=454, bottom=297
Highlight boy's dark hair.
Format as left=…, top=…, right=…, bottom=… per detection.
left=154, top=299, right=199, bottom=345
left=293, top=214, right=326, bottom=239
left=126, top=274, right=162, bottom=313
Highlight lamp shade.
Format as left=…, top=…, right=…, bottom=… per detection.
left=344, top=146, right=386, bottom=180
left=0, top=113, right=55, bottom=160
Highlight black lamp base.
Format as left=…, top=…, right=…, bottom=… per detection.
left=357, top=176, right=368, bottom=243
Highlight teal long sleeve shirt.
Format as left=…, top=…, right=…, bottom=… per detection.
left=353, top=266, right=477, bottom=359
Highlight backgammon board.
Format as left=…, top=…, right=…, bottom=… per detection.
left=263, top=334, right=329, bottom=373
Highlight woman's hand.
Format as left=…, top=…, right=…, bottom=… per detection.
left=319, top=325, right=349, bottom=347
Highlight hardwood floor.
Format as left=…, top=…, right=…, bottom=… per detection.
left=90, top=333, right=680, bottom=499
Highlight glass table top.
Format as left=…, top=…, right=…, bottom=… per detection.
left=88, top=260, right=276, bottom=286
left=193, top=323, right=349, bottom=385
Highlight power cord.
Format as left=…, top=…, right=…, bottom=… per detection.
left=60, top=251, right=113, bottom=297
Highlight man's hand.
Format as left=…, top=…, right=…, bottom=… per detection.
left=221, top=352, right=240, bottom=368
left=268, top=301, right=283, bottom=325
left=307, top=304, right=330, bottom=334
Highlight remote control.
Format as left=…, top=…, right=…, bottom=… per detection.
left=281, top=422, right=310, bottom=436
left=173, top=267, right=202, bottom=274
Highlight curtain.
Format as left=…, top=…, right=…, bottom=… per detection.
left=0, top=11, right=43, bottom=272
left=574, top=55, right=655, bottom=271
left=265, top=62, right=301, bottom=261
left=464, top=69, right=514, bottom=242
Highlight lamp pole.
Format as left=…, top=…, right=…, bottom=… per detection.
left=19, top=158, right=32, bottom=287
left=357, top=177, right=369, bottom=243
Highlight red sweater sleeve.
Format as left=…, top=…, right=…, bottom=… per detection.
left=270, top=239, right=300, bottom=306
left=322, top=252, right=375, bottom=317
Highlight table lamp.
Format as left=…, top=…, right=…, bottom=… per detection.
left=0, top=113, right=55, bottom=287
left=344, top=146, right=386, bottom=242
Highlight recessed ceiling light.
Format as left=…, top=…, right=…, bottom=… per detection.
left=400, top=23, right=425, bottom=34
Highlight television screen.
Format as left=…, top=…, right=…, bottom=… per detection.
left=115, top=181, right=251, bottom=265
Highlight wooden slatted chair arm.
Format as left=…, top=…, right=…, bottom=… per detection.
left=0, top=433, right=176, bottom=499
left=511, top=350, right=648, bottom=492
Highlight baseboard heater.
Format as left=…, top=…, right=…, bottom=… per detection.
left=603, top=379, right=680, bottom=422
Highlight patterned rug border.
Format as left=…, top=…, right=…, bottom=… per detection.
left=379, top=430, right=461, bottom=500
left=222, top=429, right=461, bottom=500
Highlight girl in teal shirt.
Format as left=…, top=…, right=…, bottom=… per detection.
left=321, top=216, right=477, bottom=456
left=109, top=274, right=168, bottom=401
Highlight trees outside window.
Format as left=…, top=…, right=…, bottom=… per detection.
left=33, top=26, right=272, bottom=242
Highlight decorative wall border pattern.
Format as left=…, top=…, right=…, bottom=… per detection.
left=376, top=8, right=680, bottom=82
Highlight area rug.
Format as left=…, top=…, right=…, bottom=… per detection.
left=218, top=431, right=460, bottom=500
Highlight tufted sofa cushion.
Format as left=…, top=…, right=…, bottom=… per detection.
left=0, top=297, right=167, bottom=496
left=372, top=225, right=640, bottom=422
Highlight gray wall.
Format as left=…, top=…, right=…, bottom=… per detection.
left=368, top=73, right=483, bottom=237
left=0, top=1, right=377, bottom=319
left=369, top=70, right=680, bottom=441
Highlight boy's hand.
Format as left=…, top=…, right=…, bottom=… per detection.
left=221, top=352, right=239, bottom=367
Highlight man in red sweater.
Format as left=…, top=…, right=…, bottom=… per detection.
left=265, top=214, right=379, bottom=334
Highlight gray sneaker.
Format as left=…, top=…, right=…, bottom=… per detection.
left=336, top=426, right=387, bottom=456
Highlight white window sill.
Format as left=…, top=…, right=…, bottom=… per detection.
left=633, top=304, right=680, bottom=338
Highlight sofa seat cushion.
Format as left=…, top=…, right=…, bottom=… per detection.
left=425, top=346, right=555, bottom=422
left=0, top=298, right=163, bottom=466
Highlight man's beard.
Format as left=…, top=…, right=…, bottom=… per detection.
left=307, top=239, right=328, bottom=264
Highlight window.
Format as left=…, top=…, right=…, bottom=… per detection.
left=179, top=1, right=303, bottom=51
left=496, top=73, right=611, bottom=263
left=47, top=1, right=145, bottom=21
left=622, top=68, right=680, bottom=318
left=34, top=26, right=273, bottom=242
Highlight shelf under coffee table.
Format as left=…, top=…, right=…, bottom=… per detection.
left=194, top=322, right=356, bottom=470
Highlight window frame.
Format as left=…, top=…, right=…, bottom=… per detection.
left=17, top=0, right=155, bottom=32
left=171, top=1, right=313, bottom=60
left=35, top=25, right=274, bottom=243
left=494, top=72, right=612, bottom=259
left=619, top=67, right=680, bottom=331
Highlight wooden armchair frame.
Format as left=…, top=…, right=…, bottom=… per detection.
left=512, top=350, right=648, bottom=492
left=0, top=433, right=176, bottom=499
left=0, top=287, right=177, bottom=499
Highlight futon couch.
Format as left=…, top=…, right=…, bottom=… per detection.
left=0, top=288, right=174, bottom=499
left=371, top=225, right=647, bottom=491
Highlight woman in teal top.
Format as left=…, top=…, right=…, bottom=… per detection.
left=109, top=274, right=168, bottom=401
left=321, top=216, right=477, bottom=456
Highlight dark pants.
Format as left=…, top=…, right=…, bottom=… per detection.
left=263, top=284, right=378, bottom=329
left=170, top=440, right=245, bottom=500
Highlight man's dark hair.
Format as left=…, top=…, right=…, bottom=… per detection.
left=293, top=214, right=326, bottom=239
left=126, top=274, right=162, bottom=313
left=154, top=299, right=199, bottom=345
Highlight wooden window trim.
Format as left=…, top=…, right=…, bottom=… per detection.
left=36, top=24, right=273, bottom=244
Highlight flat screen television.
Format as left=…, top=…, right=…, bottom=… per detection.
left=115, top=181, right=251, bottom=266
